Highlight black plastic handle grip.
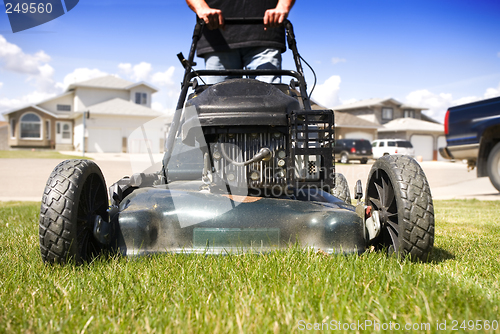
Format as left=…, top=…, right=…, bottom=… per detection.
left=198, top=17, right=289, bottom=25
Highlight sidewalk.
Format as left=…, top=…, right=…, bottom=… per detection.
left=0, top=153, right=498, bottom=202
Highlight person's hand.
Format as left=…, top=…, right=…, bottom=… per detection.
left=197, top=7, right=224, bottom=30
left=263, top=6, right=289, bottom=30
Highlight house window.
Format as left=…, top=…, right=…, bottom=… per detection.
left=20, top=113, right=42, bottom=139
left=404, top=109, right=415, bottom=118
left=135, top=92, right=147, bottom=105
left=382, top=108, right=393, bottom=120
left=10, top=119, right=16, bottom=138
left=57, top=104, right=71, bottom=111
left=45, top=120, right=50, bottom=140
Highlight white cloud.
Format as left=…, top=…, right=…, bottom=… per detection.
left=484, top=82, right=500, bottom=99
left=118, top=62, right=154, bottom=82
left=131, top=62, right=152, bottom=82
left=331, top=57, right=346, bottom=65
left=0, top=90, right=56, bottom=113
left=0, top=82, right=3, bottom=89
left=0, top=35, right=51, bottom=75
left=405, top=89, right=453, bottom=119
left=0, top=34, right=60, bottom=94
left=118, top=63, right=132, bottom=75
left=405, top=83, right=500, bottom=122
left=151, top=66, right=176, bottom=87
left=311, top=75, right=341, bottom=108
left=57, top=68, right=109, bottom=90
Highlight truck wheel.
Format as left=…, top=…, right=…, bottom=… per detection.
left=39, top=160, right=109, bottom=264
left=340, top=152, right=349, bottom=164
left=487, top=142, right=500, bottom=192
left=366, top=155, right=434, bottom=261
left=332, top=173, right=351, bottom=204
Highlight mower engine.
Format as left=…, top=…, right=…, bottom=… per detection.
left=183, top=78, right=335, bottom=197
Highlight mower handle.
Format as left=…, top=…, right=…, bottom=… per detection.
left=217, top=17, right=264, bottom=25
left=197, top=17, right=286, bottom=25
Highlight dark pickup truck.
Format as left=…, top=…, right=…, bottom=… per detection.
left=440, top=96, right=500, bottom=192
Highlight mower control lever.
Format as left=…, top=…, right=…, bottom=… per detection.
left=177, top=52, right=196, bottom=69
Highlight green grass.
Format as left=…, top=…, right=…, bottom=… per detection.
left=1, top=200, right=499, bottom=333
left=0, top=150, right=91, bottom=160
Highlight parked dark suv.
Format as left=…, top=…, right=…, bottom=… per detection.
left=334, top=139, right=373, bottom=164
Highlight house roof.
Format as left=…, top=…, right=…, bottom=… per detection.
left=2, top=104, right=62, bottom=118
left=86, top=98, right=163, bottom=117
left=421, top=113, right=441, bottom=124
left=334, top=98, right=428, bottom=111
left=1, top=91, right=74, bottom=117
left=335, top=111, right=381, bottom=129
left=311, top=98, right=380, bottom=129
left=68, top=75, right=158, bottom=93
left=379, top=118, right=444, bottom=133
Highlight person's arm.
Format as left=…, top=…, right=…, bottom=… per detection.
left=186, top=0, right=224, bottom=30
left=263, top=0, right=295, bottom=29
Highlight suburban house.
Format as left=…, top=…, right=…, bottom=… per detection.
left=0, top=121, right=8, bottom=150
left=333, top=98, right=445, bottom=161
left=311, top=101, right=381, bottom=142
left=3, top=75, right=165, bottom=153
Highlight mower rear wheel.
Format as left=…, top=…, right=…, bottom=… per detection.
left=366, top=155, right=434, bottom=261
left=487, top=142, right=500, bottom=192
left=39, top=159, right=109, bottom=264
left=331, top=173, right=351, bottom=204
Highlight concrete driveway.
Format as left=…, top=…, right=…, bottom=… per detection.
left=336, top=160, right=500, bottom=201
left=0, top=154, right=498, bottom=202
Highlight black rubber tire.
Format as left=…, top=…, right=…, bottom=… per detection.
left=39, top=159, right=109, bottom=264
left=487, top=142, right=500, bottom=193
left=366, top=155, right=434, bottom=261
left=360, top=158, right=368, bottom=164
left=339, top=152, right=349, bottom=164
left=331, top=173, right=351, bottom=204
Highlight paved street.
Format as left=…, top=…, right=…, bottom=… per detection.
left=0, top=154, right=498, bottom=202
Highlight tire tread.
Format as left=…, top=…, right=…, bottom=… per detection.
left=39, top=159, right=98, bottom=263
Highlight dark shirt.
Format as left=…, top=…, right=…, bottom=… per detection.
left=196, top=0, right=286, bottom=57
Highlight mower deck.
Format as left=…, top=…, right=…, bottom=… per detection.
left=114, top=184, right=366, bottom=256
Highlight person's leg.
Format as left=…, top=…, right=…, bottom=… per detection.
left=204, top=50, right=243, bottom=84
left=242, top=47, right=282, bottom=84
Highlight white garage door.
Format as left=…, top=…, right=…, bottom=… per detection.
left=411, top=135, right=433, bottom=161
left=345, top=131, right=373, bottom=141
left=88, top=128, right=122, bottom=153
left=437, top=136, right=447, bottom=161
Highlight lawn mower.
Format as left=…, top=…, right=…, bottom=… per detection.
left=39, top=18, right=435, bottom=264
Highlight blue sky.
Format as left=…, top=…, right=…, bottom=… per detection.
left=1, top=0, right=499, bottom=122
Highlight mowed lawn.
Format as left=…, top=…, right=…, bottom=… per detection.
left=0, top=200, right=499, bottom=333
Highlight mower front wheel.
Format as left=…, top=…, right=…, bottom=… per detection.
left=366, top=155, right=434, bottom=261
left=39, top=159, right=109, bottom=264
